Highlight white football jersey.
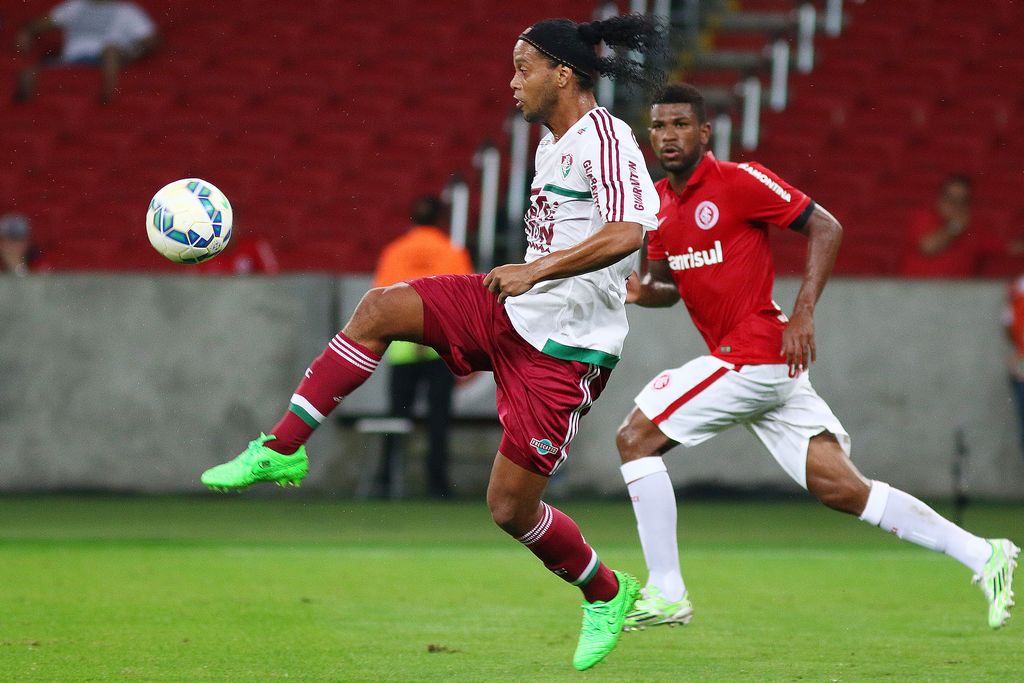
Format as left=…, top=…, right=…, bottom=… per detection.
left=504, top=106, right=659, bottom=368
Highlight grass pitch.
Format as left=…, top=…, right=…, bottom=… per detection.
left=1, top=496, right=1021, bottom=682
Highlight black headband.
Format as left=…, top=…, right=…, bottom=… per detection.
left=518, top=19, right=599, bottom=78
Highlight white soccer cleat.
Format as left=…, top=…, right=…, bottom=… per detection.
left=623, top=586, right=694, bottom=631
left=972, top=538, right=1020, bottom=629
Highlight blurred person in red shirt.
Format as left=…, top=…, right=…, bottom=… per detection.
left=899, top=175, right=1020, bottom=277
left=196, top=234, right=279, bottom=275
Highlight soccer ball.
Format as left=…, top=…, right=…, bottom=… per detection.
left=146, top=178, right=233, bottom=264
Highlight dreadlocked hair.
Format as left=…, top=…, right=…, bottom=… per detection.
left=581, top=14, right=667, bottom=93
left=519, top=14, right=666, bottom=94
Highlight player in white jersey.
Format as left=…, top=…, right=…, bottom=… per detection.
left=201, top=14, right=666, bottom=671
left=505, top=104, right=657, bottom=367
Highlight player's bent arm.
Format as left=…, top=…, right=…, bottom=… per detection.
left=629, top=259, right=680, bottom=307
left=483, top=222, right=643, bottom=302
left=530, top=221, right=644, bottom=283
left=781, top=203, right=842, bottom=371
left=790, top=204, right=842, bottom=315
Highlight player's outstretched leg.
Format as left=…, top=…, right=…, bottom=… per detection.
left=616, top=407, right=693, bottom=630
left=201, top=284, right=424, bottom=491
left=806, top=433, right=1020, bottom=628
left=488, top=453, right=639, bottom=670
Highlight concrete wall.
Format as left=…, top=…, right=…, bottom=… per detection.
left=2, top=275, right=1022, bottom=499
left=1, top=275, right=336, bottom=492
left=570, top=279, right=1024, bottom=499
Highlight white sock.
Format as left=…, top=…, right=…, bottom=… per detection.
left=621, top=456, right=686, bottom=601
left=860, top=481, right=992, bottom=574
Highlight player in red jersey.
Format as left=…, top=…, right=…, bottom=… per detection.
left=616, top=84, right=1019, bottom=631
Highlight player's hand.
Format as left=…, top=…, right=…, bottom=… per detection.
left=483, top=263, right=538, bottom=303
left=781, top=308, right=816, bottom=376
left=625, top=272, right=641, bottom=304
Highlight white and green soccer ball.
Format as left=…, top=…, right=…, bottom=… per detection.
left=146, top=178, right=233, bottom=264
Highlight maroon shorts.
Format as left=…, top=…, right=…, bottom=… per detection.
left=408, top=274, right=611, bottom=476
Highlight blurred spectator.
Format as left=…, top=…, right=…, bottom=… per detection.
left=1004, top=276, right=1024, bottom=456
left=196, top=235, right=280, bottom=275
left=371, top=196, right=474, bottom=498
left=14, top=0, right=160, bottom=104
left=899, top=175, right=1024, bottom=277
left=0, top=213, right=49, bottom=275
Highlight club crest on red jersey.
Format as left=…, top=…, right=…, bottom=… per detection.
left=694, top=201, right=720, bottom=230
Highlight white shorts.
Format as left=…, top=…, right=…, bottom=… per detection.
left=634, top=356, right=851, bottom=489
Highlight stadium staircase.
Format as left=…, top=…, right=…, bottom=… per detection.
left=0, top=0, right=594, bottom=272
left=676, top=0, right=1024, bottom=276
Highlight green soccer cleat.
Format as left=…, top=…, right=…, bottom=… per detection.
left=623, top=586, right=694, bottom=631
left=201, top=433, right=309, bottom=491
left=572, top=570, right=640, bottom=671
left=973, top=538, right=1020, bottom=629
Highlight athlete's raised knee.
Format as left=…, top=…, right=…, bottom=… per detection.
left=345, top=284, right=422, bottom=345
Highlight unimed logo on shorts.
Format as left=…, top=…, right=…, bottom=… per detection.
left=530, top=438, right=559, bottom=456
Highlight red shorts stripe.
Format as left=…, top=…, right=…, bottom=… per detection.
left=651, top=367, right=730, bottom=426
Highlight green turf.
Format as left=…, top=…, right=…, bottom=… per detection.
left=0, top=497, right=1021, bottom=682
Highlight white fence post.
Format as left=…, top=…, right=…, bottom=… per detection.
left=740, top=76, right=761, bottom=150
left=713, top=112, right=733, bottom=161
left=475, top=144, right=501, bottom=271
left=796, top=3, right=817, bottom=73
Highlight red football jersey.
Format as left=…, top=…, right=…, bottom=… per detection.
left=648, top=152, right=813, bottom=364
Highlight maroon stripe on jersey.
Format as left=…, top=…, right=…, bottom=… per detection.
left=596, top=109, right=624, bottom=221
left=589, top=111, right=618, bottom=222
left=599, top=109, right=622, bottom=221
left=588, top=111, right=609, bottom=218
left=651, top=367, right=730, bottom=425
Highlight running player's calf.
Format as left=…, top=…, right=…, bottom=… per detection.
left=808, top=434, right=1019, bottom=629
left=489, top=454, right=639, bottom=670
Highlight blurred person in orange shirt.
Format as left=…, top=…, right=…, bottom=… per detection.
left=371, top=195, right=473, bottom=498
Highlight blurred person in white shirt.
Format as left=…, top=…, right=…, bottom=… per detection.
left=15, top=0, right=160, bottom=104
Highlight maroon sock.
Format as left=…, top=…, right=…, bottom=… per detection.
left=266, top=332, right=381, bottom=454
left=516, top=502, right=619, bottom=603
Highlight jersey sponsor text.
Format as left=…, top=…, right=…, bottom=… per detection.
left=667, top=240, right=724, bottom=271
left=628, top=160, right=645, bottom=210
left=737, top=163, right=792, bottom=202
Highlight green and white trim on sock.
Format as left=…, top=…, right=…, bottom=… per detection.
left=572, top=549, right=601, bottom=586
left=289, top=393, right=326, bottom=428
